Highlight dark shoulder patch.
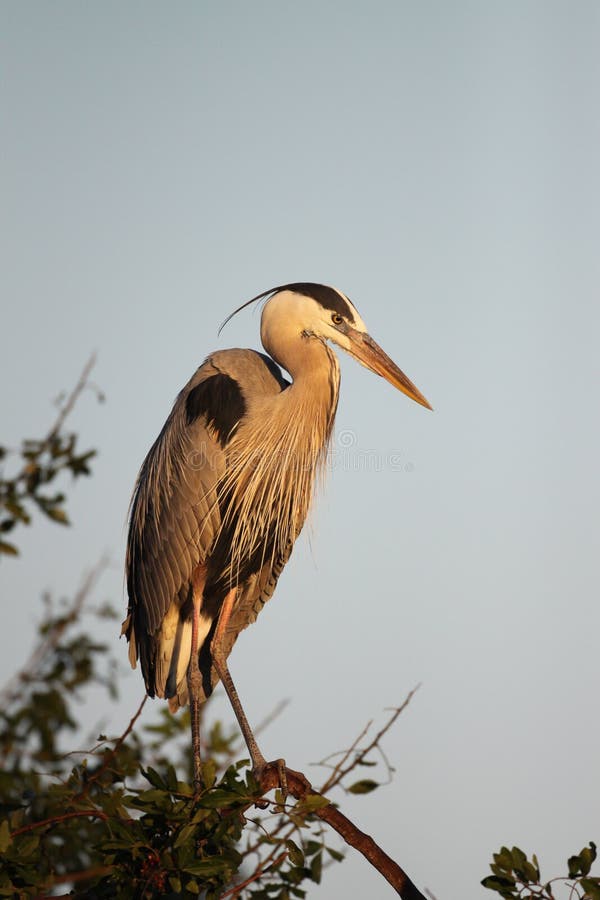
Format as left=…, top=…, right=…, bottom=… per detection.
left=185, top=373, right=246, bottom=447
left=282, top=283, right=355, bottom=324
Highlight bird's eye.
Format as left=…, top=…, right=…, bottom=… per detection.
left=331, top=313, right=344, bottom=326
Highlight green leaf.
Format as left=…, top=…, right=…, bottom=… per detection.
left=16, top=835, right=39, bottom=857
left=481, top=874, right=517, bottom=896
left=135, top=788, right=168, bottom=804
left=286, top=839, right=304, bottom=868
left=568, top=844, right=596, bottom=878
left=200, top=757, right=217, bottom=789
left=309, top=851, right=322, bottom=884
left=0, top=540, right=18, bottom=556
left=200, top=788, right=244, bottom=808
left=326, top=845, right=344, bottom=863
left=165, top=764, right=179, bottom=792
left=68, top=450, right=96, bottom=475
left=304, top=841, right=322, bottom=857
left=494, top=847, right=514, bottom=870
left=580, top=877, right=600, bottom=900
left=581, top=841, right=597, bottom=875
left=142, top=766, right=166, bottom=789
left=0, top=820, right=11, bottom=852
left=506, top=846, right=539, bottom=882
left=509, top=847, right=527, bottom=871
left=4, top=499, right=30, bottom=522
left=44, top=506, right=69, bottom=525
left=183, top=859, right=230, bottom=877
left=347, top=779, right=379, bottom=795
left=201, top=758, right=217, bottom=789
left=176, top=780, right=194, bottom=796
left=174, top=822, right=198, bottom=849
left=299, top=794, right=330, bottom=811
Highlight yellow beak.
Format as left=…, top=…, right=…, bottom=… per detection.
left=346, top=329, right=432, bottom=410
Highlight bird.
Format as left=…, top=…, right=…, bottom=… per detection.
left=122, top=282, right=431, bottom=791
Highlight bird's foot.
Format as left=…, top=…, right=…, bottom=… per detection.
left=252, top=757, right=288, bottom=806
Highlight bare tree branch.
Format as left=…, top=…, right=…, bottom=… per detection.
left=11, top=809, right=110, bottom=837
left=318, top=685, right=420, bottom=794
left=46, top=354, right=98, bottom=442
left=220, top=847, right=288, bottom=898
left=255, top=764, right=426, bottom=899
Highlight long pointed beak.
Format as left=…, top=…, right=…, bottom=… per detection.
left=346, top=329, right=432, bottom=410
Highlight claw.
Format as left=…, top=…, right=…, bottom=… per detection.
left=275, top=758, right=287, bottom=799
left=252, top=757, right=288, bottom=804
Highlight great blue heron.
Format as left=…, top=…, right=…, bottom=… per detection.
left=122, top=283, right=430, bottom=789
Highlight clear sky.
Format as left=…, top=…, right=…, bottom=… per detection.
left=2, top=3, right=599, bottom=898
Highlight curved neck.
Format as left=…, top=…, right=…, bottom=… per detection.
left=223, top=336, right=341, bottom=576
left=277, top=338, right=340, bottom=467
left=268, top=331, right=338, bottom=382
left=275, top=334, right=339, bottom=414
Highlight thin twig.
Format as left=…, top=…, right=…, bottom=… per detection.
left=43, top=865, right=113, bottom=886
left=11, top=809, right=109, bottom=837
left=238, top=813, right=296, bottom=864
left=320, top=686, right=420, bottom=794
left=317, top=719, right=372, bottom=792
left=6, top=355, right=98, bottom=484
left=47, top=354, right=97, bottom=441
left=220, top=848, right=288, bottom=898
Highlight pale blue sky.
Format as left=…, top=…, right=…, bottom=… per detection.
left=2, top=3, right=599, bottom=898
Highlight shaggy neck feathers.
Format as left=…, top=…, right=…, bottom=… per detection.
left=216, top=339, right=340, bottom=585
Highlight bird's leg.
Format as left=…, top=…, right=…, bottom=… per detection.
left=187, top=575, right=205, bottom=796
left=211, top=588, right=267, bottom=770
left=211, top=588, right=287, bottom=794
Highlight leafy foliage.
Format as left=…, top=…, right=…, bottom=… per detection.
left=0, top=356, right=100, bottom=556
left=482, top=843, right=600, bottom=899
left=0, top=573, right=353, bottom=898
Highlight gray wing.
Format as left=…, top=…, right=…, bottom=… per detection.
left=123, top=349, right=292, bottom=703
left=123, top=356, right=226, bottom=696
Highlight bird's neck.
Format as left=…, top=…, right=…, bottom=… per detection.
left=281, top=338, right=340, bottom=438
left=222, top=339, right=340, bottom=578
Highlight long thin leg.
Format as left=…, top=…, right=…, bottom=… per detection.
left=187, top=574, right=206, bottom=795
left=210, top=588, right=268, bottom=772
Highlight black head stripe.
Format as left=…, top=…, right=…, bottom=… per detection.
left=280, top=283, right=356, bottom=324
left=220, top=282, right=356, bottom=334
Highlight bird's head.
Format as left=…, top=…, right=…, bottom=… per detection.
left=258, top=283, right=432, bottom=410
